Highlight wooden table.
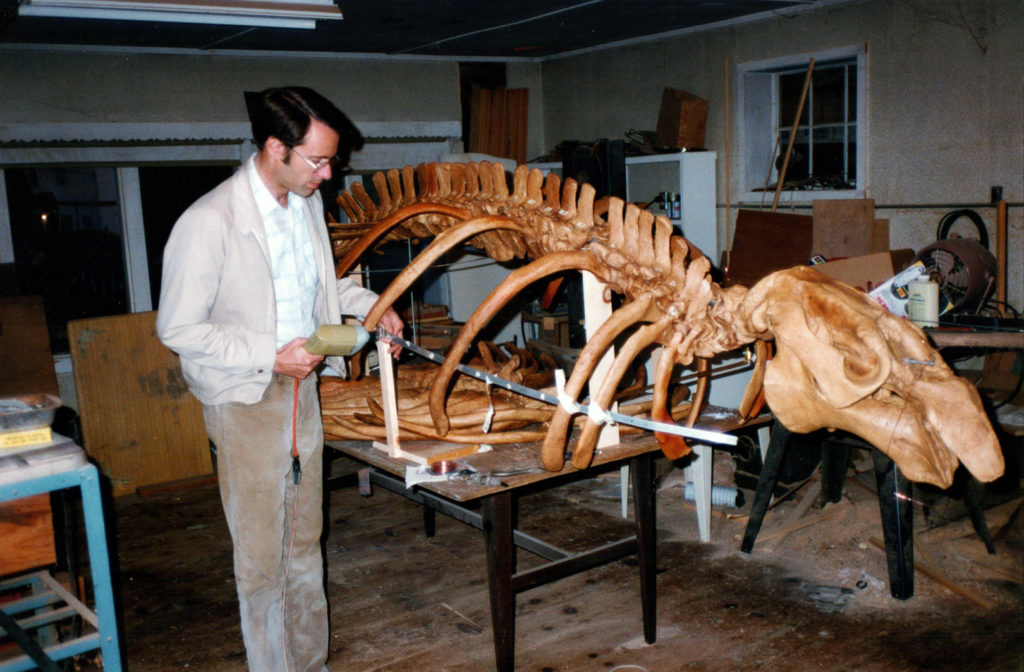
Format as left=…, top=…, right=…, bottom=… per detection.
left=327, top=407, right=764, bottom=671
left=328, top=434, right=659, bottom=672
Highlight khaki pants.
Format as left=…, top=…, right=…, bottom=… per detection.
left=204, top=373, right=328, bottom=672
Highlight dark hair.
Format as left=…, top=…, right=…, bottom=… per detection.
left=243, top=86, right=364, bottom=161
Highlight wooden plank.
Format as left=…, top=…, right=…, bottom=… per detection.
left=726, top=209, right=813, bottom=287
left=67, top=312, right=211, bottom=496
left=811, top=198, right=878, bottom=259
left=0, top=296, right=58, bottom=397
left=468, top=88, right=489, bottom=155
left=487, top=88, right=505, bottom=158
left=0, top=493, right=56, bottom=575
left=373, top=338, right=402, bottom=458
left=872, top=218, right=890, bottom=253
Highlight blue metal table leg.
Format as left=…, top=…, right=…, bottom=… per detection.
left=78, top=465, right=123, bottom=672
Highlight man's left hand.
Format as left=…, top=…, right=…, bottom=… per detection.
left=375, top=308, right=404, bottom=357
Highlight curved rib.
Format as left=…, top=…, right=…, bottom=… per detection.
left=361, top=215, right=532, bottom=329
left=684, top=357, right=710, bottom=432
left=571, top=317, right=672, bottom=468
left=540, top=296, right=654, bottom=471
left=334, top=202, right=472, bottom=278
left=429, top=252, right=611, bottom=436
left=651, top=332, right=689, bottom=460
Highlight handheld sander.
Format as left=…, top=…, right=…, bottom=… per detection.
left=303, top=323, right=372, bottom=356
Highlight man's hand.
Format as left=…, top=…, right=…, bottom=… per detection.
left=273, top=337, right=325, bottom=379
left=374, top=308, right=405, bottom=357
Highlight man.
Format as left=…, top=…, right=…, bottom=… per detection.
left=157, top=86, right=402, bottom=672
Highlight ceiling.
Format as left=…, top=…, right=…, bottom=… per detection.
left=0, top=0, right=819, bottom=59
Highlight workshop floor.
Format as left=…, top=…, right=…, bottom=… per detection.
left=77, top=443, right=1023, bottom=672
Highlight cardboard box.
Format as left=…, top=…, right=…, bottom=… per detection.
left=656, top=87, right=708, bottom=150
left=814, top=249, right=915, bottom=294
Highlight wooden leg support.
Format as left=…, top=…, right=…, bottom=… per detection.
left=740, top=422, right=791, bottom=553
left=820, top=437, right=851, bottom=504
left=873, top=450, right=914, bottom=600
left=631, top=453, right=657, bottom=643
left=964, top=476, right=996, bottom=554
left=479, top=455, right=657, bottom=671
left=482, top=492, right=516, bottom=672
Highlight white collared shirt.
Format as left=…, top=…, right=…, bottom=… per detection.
left=247, top=155, right=319, bottom=348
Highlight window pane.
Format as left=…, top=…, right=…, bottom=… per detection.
left=779, top=71, right=808, bottom=128
left=811, top=127, right=848, bottom=185
left=139, top=165, right=235, bottom=308
left=812, top=67, right=846, bottom=124
left=5, top=167, right=127, bottom=353
left=847, top=63, right=857, bottom=121
left=778, top=128, right=811, bottom=182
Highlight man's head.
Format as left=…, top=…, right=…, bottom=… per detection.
left=244, top=87, right=364, bottom=200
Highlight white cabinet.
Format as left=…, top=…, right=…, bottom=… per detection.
left=531, top=152, right=718, bottom=261
left=624, top=152, right=718, bottom=262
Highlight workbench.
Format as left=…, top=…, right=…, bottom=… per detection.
left=0, top=437, right=122, bottom=672
left=327, top=406, right=765, bottom=671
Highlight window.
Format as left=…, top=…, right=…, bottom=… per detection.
left=738, top=46, right=866, bottom=202
left=1, top=152, right=243, bottom=353
left=4, top=167, right=129, bottom=353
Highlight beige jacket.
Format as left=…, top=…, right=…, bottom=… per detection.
left=156, top=162, right=378, bottom=406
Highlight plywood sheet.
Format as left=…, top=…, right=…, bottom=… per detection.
left=0, top=493, right=56, bottom=575
left=726, top=209, right=813, bottom=287
left=68, top=312, right=211, bottom=496
left=0, top=296, right=59, bottom=397
left=812, top=198, right=879, bottom=259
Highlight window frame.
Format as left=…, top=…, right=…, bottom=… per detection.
left=1, top=143, right=251, bottom=317
left=736, top=44, right=867, bottom=204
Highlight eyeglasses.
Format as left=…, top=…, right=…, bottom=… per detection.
left=290, top=146, right=346, bottom=172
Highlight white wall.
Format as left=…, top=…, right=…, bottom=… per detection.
left=539, top=0, right=1024, bottom=309
left=0, top=46, right=461, bottom=127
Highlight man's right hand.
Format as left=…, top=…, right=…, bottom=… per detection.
left=273, top=338, right=325, bottom=379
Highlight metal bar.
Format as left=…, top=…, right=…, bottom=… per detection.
left=78, top=464, right=124, bottom=671
left=38, top=571, right=97, bottom=629
left=0, top=633, right=101, bottom=672
left=0, top=606, right=78, bottom=638
left=0, top=609, right=62, bottom=672
left=0, top=590, right=62, bottom=617
left=382, top=331, right=737, bottom=447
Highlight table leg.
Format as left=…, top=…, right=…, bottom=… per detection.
left=873, top=451, right=913, bottom=600
left=481, top=491, right=515, bottom=672
left=423, top=506, right=436, bottom=538
left=964, top=476, right=996, bottom=554
left=79, top=465, right=124, bottom=672
left=630, top=453, right=657, bottom=643
left=741, top=422, right=791, bottom=553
